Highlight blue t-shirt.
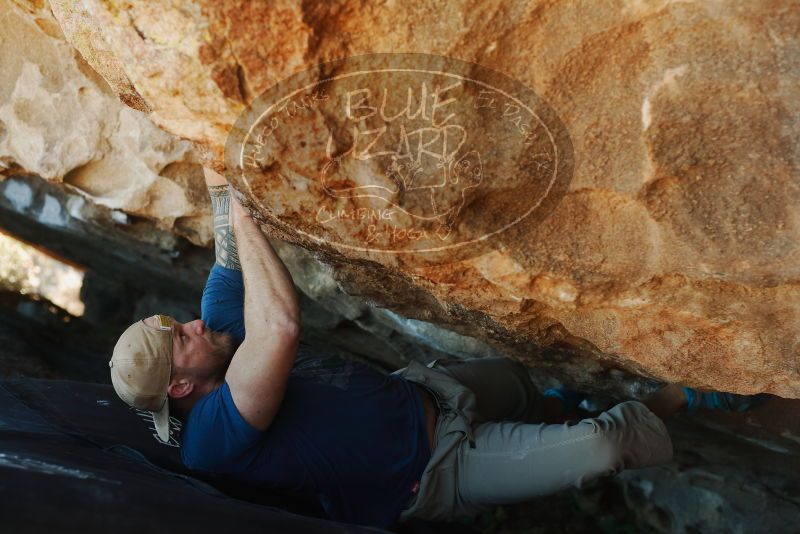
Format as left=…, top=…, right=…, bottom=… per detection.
left=180, top=264, right=432, bottom=527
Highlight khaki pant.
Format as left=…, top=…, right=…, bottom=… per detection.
left=391, top=357, right=673, bottom=523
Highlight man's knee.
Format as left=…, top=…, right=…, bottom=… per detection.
left=583, top=401, right=673, bottom=476
left=578, top=414, right=628, bottom=480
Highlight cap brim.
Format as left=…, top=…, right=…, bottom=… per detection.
left=152, top=402, right=171, bottom=443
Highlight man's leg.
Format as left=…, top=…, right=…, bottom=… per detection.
left=642, top=383, right=687, bottom=419
left=433, top=357, right=546, bottom=423
left=454, top=400, right=672, bottom=508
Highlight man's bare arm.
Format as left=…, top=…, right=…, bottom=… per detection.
left=204, top=167, right=241, bottom=270
left=224, top=193, right=300, bottom=431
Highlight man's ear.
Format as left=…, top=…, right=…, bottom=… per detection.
left=167, top=377, right=194, bottom=399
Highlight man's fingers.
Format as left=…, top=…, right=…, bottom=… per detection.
left=202, top=166, right=228, bottom=187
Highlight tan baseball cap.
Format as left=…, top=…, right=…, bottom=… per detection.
left=109, top=314, right=173, bottom=443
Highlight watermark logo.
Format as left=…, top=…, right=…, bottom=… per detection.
left=226, top=53, right=573, bottom=262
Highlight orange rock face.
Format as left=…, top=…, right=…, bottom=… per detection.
left=50, top=0, right=800, bottom=397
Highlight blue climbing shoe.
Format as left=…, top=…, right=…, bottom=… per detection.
left=543, top=387, right=586, bottom=413
left=682, top=387, right=770, bottom=414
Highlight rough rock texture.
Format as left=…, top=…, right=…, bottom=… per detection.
left=48, top=0, right=800, bottom=397
left=0, top=174, right=212, bottom=313
left=616, top=402, right=800, bottom=533
left=0, top=0, right=212, bottom=245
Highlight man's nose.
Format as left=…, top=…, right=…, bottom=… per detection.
left=189, top=319, right=205, bottom=335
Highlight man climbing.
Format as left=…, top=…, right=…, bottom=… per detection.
left=108, top=167, right=746, bottom=528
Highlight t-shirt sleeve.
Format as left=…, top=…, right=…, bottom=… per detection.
left=201, top=263, right=245, bottom=346
left=180, top=381, right=262, bottom=473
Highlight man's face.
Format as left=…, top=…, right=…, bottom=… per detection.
left=142, top=315, right=233, bottom=385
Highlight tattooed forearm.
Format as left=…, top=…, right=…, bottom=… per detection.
left=208, top=185, right=241, bottom=271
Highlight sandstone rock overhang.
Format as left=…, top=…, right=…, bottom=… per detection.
left=47, top=0, right=800, bottom=397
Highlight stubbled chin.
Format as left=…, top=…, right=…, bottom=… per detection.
left=210, top=330, right=235, bottom=364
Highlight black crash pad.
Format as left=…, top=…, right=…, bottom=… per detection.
left=0, top=378, right=389, bottom=533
